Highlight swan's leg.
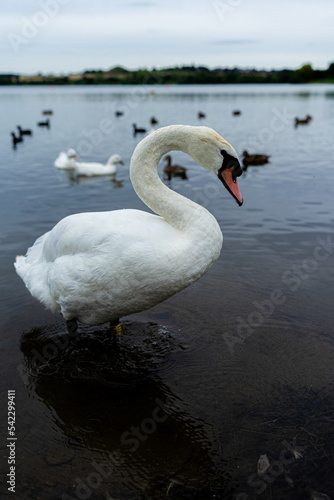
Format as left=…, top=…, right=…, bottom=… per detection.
left=66, top=318, right=78, bottom=334
left=109, top=319, right=121, bottom=336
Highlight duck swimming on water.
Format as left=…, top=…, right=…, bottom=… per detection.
left=11, top=132, right=23, bottom=146
left=242, top=150, right=270, bottom=170
left=73, top=154, right=124, bottom=177
left=163, top=155, right=187, bottom=180
left=17, top=126, right=32, bottom=136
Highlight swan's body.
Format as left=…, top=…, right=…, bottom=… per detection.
left=73, top=154, right=124, bottom=177
left=54, top=149, right=79, bottom=170
left=15, top=125, right=243, bottom=327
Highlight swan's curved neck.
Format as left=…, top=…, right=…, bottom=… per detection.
left=130, top=126, right=214, bottom=231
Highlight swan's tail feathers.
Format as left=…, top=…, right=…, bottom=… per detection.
left=14, top=232, right=48, bottom=276
left=14, top=254, right=35, bottom=286
left=14, top=254, right=59, bottom=312
left=14, top=255, right=27, bottom=279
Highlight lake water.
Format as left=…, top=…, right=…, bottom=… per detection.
left=1, top=83, right=334, bottom=500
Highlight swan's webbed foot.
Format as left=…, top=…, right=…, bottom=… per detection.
left=66, top=318, right=78, bottom=335
left=109, top=319, right=121, bottom=337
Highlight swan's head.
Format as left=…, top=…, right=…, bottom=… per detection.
left=67, top=149, right=79, bottom=160
left=190, top=126, right=243, bottom=206
left=107, top=154, right=125, bottom=166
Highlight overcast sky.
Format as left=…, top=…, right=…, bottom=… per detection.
left=1, top=0, right=333, bottom=75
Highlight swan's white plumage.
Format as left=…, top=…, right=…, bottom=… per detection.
left=15, top=125, right=241, bottom=326
left=73, top=154, right=124, bottom=176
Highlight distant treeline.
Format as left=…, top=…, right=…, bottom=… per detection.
left=1, top=62, right=334, bottom=85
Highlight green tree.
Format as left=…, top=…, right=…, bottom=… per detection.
left=326, top=62, right=334, bottom=78
left=293, top=63, right=314, bottom=82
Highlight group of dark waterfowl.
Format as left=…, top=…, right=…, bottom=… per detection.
left=132, top=117, right=159, bottom=135
left=113, top=113, right=159, bottom=136
left=123, top=108, right=314, bottom=179
left=179, top=109, right=313, bottom=174
left=241, top=114, right=313, bottom=169
left=129, top=117, right=188, bottom=179
left=48, top=104, right=313, bottom=182
left=10, top=109, right=53, bottom=148
left=118, top=109, right=245, bottom=143
left=197, top=110, right=242, bottom=119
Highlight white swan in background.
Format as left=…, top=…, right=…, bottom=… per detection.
left=14, top=125, right=243, bottom=331
left=54, top=149, right=78, bottom=170
left=73, top=154, right=124, bottom=177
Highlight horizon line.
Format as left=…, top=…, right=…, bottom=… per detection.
left=2, top=61, right=332, bottom=78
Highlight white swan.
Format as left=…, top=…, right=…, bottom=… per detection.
left=73, top=154, right=124, bottom=177
left=54, top=149, right=79, bottom=170
left=14, top=125, right=243, bottom=330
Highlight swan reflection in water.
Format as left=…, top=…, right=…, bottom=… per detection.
left=61, top=169, right=125, bottom=188
left=19, top=322, right=229, bottom=499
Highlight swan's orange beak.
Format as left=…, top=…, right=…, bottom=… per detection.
left=219, top=166, right=243, bottom=206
